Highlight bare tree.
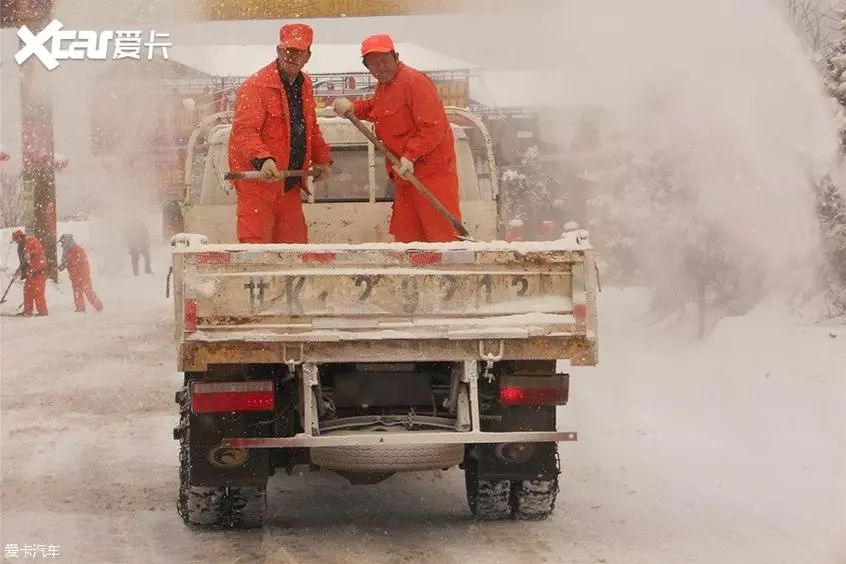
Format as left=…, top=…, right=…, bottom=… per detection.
left=785, top=0, right=846, bottom=61
left=791, top=0, right=846, bottom=315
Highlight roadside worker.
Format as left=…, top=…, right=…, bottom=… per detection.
left=505, top=219, right=525, bottom=243
left=539, top=219, right=559, bottom=241
left=124, top=218, right=152, bottom=276
left=12, top=229, right=48, bottom=316
left=228, top=23, right=333, bottom=243
left=58, top=234, right=103, bottom=313
left=332, top=34, right=461, bottom=243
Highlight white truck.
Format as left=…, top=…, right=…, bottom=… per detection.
left=170, top=109, right=598, bottom=528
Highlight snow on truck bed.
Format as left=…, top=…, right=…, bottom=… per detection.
left=171, top=234, right=593, bottom=255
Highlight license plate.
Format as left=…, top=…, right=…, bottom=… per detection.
left=239, top=273, right=570, bottom=317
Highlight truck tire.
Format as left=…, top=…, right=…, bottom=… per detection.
left=179, top=484, right=226, bottom=527
left=176, top=385, right=267, bottom=528
left=511, top=478, right=558, bottom=521
left=464, top=460, right=512, bottom=520
left=227, top=486, right=267, bottom=529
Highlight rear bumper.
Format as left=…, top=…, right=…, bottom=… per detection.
left=224, top=430, right=576, bottom=449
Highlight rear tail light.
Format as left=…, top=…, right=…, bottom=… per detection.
left=190, top=380, right=275, bottom=414
left=499, top=375, right=569, bottom=406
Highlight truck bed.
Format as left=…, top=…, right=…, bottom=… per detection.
left=172, top=235, right=598, bottom=370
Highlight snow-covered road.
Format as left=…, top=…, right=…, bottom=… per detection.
left=1, top=242, right=844, bottom=563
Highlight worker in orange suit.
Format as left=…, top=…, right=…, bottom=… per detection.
left=58, top=234, right=103, bottom=313
left=228, top=23, right=333, bottom=243
left=12, top=229, right=48, bottom=316
left=333, top=34, right=462, bottom=243
left=505, top=219, right=525, bottom=243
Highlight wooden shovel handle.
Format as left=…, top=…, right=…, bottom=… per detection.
left=224, top=169, right=318, bottom=181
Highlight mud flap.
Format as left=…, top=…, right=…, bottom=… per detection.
left=472, top=442, right=559, bottom=482
left=470, top=404, right=560, bottom=482
left=187, top=412, right=271, bottom=487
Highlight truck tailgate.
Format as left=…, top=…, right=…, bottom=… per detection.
left=173, top=238, right=597, bottom=369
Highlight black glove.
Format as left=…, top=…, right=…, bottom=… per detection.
left=251, top=157, right=275, bottom=171
left=19, top=264, right=28, bottom=280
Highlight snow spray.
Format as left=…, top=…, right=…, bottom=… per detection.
left=462, top=0, right=840, bottom=297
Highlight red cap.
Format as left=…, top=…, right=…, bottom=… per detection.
left=361, top=34, right=395, bottom=56
left=12, top=229, right=24, bottom=242
left=279, top=23, right=313, bottom=50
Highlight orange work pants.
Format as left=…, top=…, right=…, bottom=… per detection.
left=69, top=268, right=103, bottom=312
left=236, top=186, right=307, bottom=244
left=23, top=274, right=48, bottom=315
left=389, top=172, right=461, bottom=243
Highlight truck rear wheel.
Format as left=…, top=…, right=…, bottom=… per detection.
left=176, top=385, right=267, bottom=528
left=511, top=478, right=558, bottom=521
left=178, top=482, right=267, bottom=529
left=464, top=460, right=512, bottom=520
left=227, top=485, right=267, bottom=528
left=464, top=441, right=561, bottom=521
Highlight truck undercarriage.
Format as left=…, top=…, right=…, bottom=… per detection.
left=175, top=357, right=575, bottom=527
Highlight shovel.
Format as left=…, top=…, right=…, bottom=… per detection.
left=224, top=168, right=318, bottom=196
left=343, top=114, right=473, bottom=241
left=0, top=267, right=20, bottom=304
